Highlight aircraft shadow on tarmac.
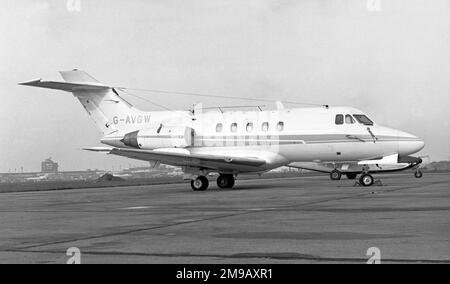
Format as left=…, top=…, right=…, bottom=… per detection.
left=208, top=183, right=293, bottom=191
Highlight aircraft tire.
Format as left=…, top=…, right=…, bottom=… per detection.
left=359, top=174, right=374, bottom=187
left=217, top=174, right=235, bottom=189
left=191, top=176, right=209, bottom=191
left=227, top=176, right=235, bottom=188
left=346, top=173, right=358, bottom=180
left=330, top=170, right=342, bottom=181
left=414, top=170, right=423, bottom=179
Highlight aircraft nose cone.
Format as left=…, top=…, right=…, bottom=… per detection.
left=398, top=132, right=425, bottom=155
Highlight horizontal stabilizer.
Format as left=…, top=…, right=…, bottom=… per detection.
left=19, top=79, right=110, bottom=92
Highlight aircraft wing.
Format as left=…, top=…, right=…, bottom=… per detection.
left=84, top=147, right=267, bottom=172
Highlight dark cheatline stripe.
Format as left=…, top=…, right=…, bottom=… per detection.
left=197, top=134, right=416, bottom=141
left=103, top=134, right=421, bottom=146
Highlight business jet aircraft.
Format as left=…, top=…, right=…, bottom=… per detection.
left=20, top=70, right=425, bottom=190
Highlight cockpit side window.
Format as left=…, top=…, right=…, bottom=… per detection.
left=353, top=114, right=374, bottom=126
left=345, top=115, right=355, bottom=124
left=335, top=114, right=344, bottom=125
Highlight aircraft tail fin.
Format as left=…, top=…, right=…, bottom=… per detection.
left=20, top=70, right=139, bottom=135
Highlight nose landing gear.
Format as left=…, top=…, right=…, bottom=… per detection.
left=414, top=169, right=423, bottom=178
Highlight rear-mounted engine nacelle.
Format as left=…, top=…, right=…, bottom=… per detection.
left=121, top=130, right=139, bottom=148
left=121, top=126, right=194, bottom=149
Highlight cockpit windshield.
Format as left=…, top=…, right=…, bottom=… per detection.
left=353, top=114, right=374, bottom=126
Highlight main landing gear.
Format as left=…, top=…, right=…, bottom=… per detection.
left=217, top=174, right=235, bottom=189
left=191, top=176, right=209, bottom=191
left=191, top=174, right=236, bottom=191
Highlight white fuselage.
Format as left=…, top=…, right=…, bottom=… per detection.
left=102, top=106, right=425, bottom=173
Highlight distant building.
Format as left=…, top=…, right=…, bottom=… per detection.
left=41, top=158, right=58, bottom=173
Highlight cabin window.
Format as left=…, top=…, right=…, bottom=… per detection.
left=261, top=122, right=269, bottom=132
left=353, top=114, right=374, bottom=126
left=345, top=115, right=355, bottom=124
left=230, top=123, right=238, bottom=133
left=277, top=121, right=285, bottom=132
left=216, top=123, right=223, bottom=133
left=246, top=122, right=254, bottom=132
left=335, top=114, right=344, bottom=125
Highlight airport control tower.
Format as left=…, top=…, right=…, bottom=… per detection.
left=41, top=158, right=58, bottom=173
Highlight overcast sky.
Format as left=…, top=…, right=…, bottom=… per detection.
left=1, top=0, right=449, bottom=172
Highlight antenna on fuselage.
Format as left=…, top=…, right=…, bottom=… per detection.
left=116, top=88, right=172, bottom=111
left=116, top=87, right=329, bottom=109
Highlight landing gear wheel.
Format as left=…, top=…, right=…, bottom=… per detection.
left=359, top=174, right=374, bottom=187
left=191, top=176, right=209, bottom=191
left=330, top=170, right=342, bottom=181
left=217, top=174, right=235, bottom=189
left=346, top=173, right=358, bottom=180
left=414, top=170, right=423, bottom=179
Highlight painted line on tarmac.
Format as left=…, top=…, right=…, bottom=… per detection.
left=119, top=206, right=152, bottom=210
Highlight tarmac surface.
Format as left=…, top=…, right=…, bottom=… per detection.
left=0, top=173, right=449, bottom=264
